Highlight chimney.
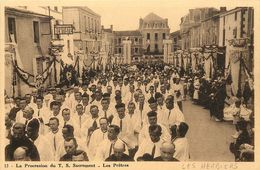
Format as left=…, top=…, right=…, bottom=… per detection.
left=139, top=18, right=143, bottom=29
left=101, top=25, right=104, bottom=30
left=110, top=25, right=113, bottom=31
left=220, top=7, right=227, bottom=12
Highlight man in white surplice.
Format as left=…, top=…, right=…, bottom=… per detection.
left=95, top=125, right=128, bottom=161
left=170, top=122, right=190, bottom=161
left=82, top=105, right=101, bottom=143
left=26, top=118, right=52, bottom=161
left=134, top=124, right=164, bottom=160
left=44, top=117, right=63, bottom=161
left=161, top=95, right=185, bottom=129
left=88, top=117, right=109, bottom=160
left=111, top=103, right=135, bottom=149
left=72, top=104, right=89, bottom=139
left=139, top=110, right=170, bottom=145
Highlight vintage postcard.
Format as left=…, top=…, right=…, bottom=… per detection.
left=0, top=0, right=259, bottom=170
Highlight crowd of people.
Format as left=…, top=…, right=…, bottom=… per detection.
left=4, top=62, right=254, bottom=162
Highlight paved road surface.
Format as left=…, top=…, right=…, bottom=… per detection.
left=182, top=100, right=235, bottom=161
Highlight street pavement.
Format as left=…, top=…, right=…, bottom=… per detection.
left=182, top=100, right=235, bottom=161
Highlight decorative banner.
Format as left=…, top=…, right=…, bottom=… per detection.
left=204, top=53, right=212, bottom=79
left=230, top=51, right=241, bottom=63
left=230, top=51, right=241, bottom=96
left=12, top=58, right=54, bottom=88
left=35, top=75, right=43, bottom=89
left=191, top=53, right=197, bottom=72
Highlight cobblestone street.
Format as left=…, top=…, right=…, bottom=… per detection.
left=183, top=100, right=235, bottom=161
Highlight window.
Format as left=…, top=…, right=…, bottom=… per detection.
left=233, top=27, right=237, bottom=38
left=223, top=29, right=225, bottom=46
left=223, top=16, right=225, bottom=26
left=8, top=17, right=16, bottom=42
left=155, top=33, right=158, bottom=41
left=147, top=45, right=150, bottom=53
left=33, top=21, right=40, bottom=43
left=162, top=33, right=166, bottom=39
left=235, top=12, right=237, bottom=21
left=67, top=40, right=70, bottom=54
left=36, top=57, right=43, bottom=74
left=135, top=38, right=138, bottom=42
left=119, top=48, right=122, bottom=53
left=84, top=16, right=87, bottom=31
left=147, top=33, right=150, bottom=40
left=118, top=38, right=121, bottom=44
left=94, top=20, right=96, bottom=33
left=88, top=17, right=90, bottom=30
left=135, top=48, right=138, bottom=53
left=54, top=6, right=58, bottom=11
left=174, top=38, right=177, bottom=43
left=155, top=44, right=158, bottom=52
left=91, top=18, right=93, bottom=32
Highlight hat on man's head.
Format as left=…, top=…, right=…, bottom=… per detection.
left=148, top=97, right=157, bottom=104
left=27, top=118, right=40, bottom=130
left=154, top=92, right=163, bottom=99
left=82, top=92, right=89, bottom=98
left=147, top=111, right=157, bottom=117
left=115, top=103, right=125, bottom=109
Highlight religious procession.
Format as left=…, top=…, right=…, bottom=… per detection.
left=4, top=6, right=254, bottom=162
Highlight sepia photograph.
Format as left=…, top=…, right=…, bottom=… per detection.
left=1, top=0, right=259, bottom=169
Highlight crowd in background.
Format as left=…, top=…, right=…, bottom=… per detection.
left=4, top=62, right=254, bottom=162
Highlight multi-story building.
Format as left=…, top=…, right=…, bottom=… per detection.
left=218, top=7, right=254, bottom=70
left=180, top=8, right=220, bottom=49
left=102, top=25, right=115, bottom=56
left=62, top=6, right=102, bottom=65
left=219, top=7, right=254, bottom=48
left=139, top=13, right=170, bottom=60
left=100, top=25, right=115, bottom=67
left=16, top=6, right=63, bottom=39
left=114, top=30, right=143, bottom=63
left=170, top=30, right=181, bottom=52
left=5, top=7, right=52, bottom=96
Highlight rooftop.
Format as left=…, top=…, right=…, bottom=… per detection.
left=143, top=12, right=164, bottom=21
left=114, top=30, right=142, bottom=36
left=170, top=30, right=180, bottom=36
left=5, top=6, right=52, bottom=18
left=63, top=6, right=101, bottom=17
left=103, top=28, right=113, bottom=33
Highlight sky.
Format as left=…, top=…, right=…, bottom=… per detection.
left=83, top=0, right=239, bottom=32
left=3, top=0, right=254, bottom=32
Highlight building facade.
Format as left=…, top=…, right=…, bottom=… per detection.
left=114, top=30, right=143, bottom=63
left=16, top=6, right=63, bottom=39
left=102, top=25, right=115, bottom=56
left=180, top=8, right=220, bottom=50
left=218, top=7, right=254, bottom=48
left=62, top=7, right=102, bottom=65
left=218, top=7, right=254, bottom=71
left=5, top=7, right=52, bottom=96
left=170, top=30, right=181, bottom=52
left=200, top=13, right=221, bottom=46
left=139, top=12, right=170, bottom=60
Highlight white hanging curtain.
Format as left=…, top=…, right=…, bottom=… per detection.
left=204, top=53, right=211, bottom=79
left=230, top=50, right=241, bottom=96
left=191, top=53, right=196, bottom=72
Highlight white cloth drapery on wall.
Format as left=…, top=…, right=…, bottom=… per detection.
left=203, top=53, right=214, bottom=79
left=183, top=55, right=187, bottom=71
left=230, top=50, right=241, bottom=96
left=178, top=54, right=182, bottom=67
left=5, top=52, right=14, bottom=97
left=191, top=53, right=197, bottom=72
